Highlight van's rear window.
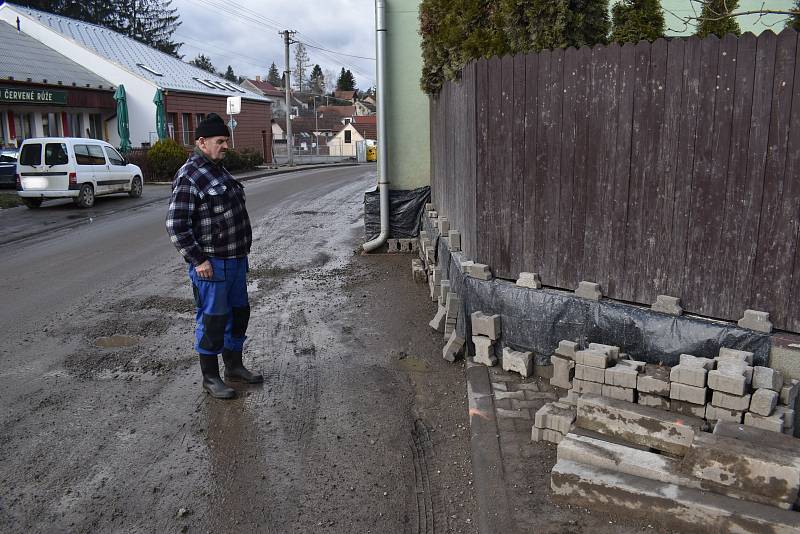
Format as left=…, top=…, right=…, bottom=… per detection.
left=19, top=144, right=42, bottom=166
left=45, top=143, right=68, bottom=166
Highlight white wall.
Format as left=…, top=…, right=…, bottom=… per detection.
left=0, top=5, right=158, bottom=148
left=327, top=124, right=364, bottom=157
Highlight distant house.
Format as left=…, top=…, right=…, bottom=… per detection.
left=290, top=115, right=347, bottom=152
left=327, top=120, right=377, bottom=157
left=333, top=90, right=356, bottom=103
left=354, top=100, right=375, bottom=116
left=318, top=105, right=357, bottom=118
left=242, top=76, right=304, bottom=119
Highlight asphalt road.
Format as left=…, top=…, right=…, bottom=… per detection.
left=0, top=164, right=477, bottom=533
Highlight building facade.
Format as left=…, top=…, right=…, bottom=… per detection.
left=0, top=2, right=271, bottom=155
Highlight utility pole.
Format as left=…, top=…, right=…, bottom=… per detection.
left=280, top=29, right=296, bottom=166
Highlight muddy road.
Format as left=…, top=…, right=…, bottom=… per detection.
left=0, top=166, right=477, bottom=533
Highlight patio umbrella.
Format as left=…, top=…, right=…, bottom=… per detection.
left=113, top=85, right=131, bottom=152
left=153, top=89, right=167, bottom=140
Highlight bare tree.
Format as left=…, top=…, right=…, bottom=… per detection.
left=663, top=0, right=797, bottom=34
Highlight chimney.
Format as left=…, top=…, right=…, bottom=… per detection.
left=256, top=75, right=261, bottom=82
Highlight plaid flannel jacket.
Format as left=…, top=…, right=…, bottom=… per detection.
left=166, top=151, right=252, bottom=266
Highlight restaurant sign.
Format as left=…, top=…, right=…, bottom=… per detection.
left=0, top=87, right=68, bottom=105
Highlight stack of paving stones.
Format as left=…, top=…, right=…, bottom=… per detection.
left=527, top=341, right=800, bottom=530
left=468, top=309, right=534, bottom=377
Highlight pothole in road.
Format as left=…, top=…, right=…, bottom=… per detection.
left=94, top=334, right=141, bottom=348
left=394, top=352, right=431, bottom=373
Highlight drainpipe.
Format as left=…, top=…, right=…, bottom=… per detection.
left=362, top=0, right=389, bottom=253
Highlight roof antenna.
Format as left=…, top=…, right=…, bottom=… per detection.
left=16, top=16, right=20, bottom=32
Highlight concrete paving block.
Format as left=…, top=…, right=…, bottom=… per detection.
left=466, top=263, right=492, bottom=280
left=427, top=210, right=438, bottom=218
left=442, top=330, right=464, bottom=363
left=447, top=230, right=461, bottom=252
left=516, top=272, right=542, bottom=289
left=738, top=309, right=773, bottom=333
left=576, top=394, right=703, bottom=455
left=601, top=384, right=636, bottom=403
left=750, top=388, right=778, bottom=416
left=774, top=406, right=795, bottom=428
left=637, top=364, right=671, bottom=396
left=575, top=349, right=611, bottom=369
left=713, top=421, right=799, bottom=453
left=502, top=347, right=533, bottom=378
left=588, top=343, right=620, bottom=360
left=679, top=353, right=715, bottom=370
left=744, top=411, right=785, bottom=433
left=670, top=399, right=707, bottom=418
left=438, top=280, right=451, bottom=306
left=412, top=265, right=427, bottom=284
left=560, top=389, right=580, bottom=406
left=472, top=335, right=497, bottom=367
left=445, top=292, right=461, bottom=317
left=712, top=390, right=752, bottom=411
left=670, top=382, right=708, bottom=405
left=708, top=366, right=748, bottom=396
left=575, top=281, right=602, bottom=300
left=670, top=364, right=708, bottom=388
left=575, top=364, right=605, bottom=383
left=534, top=402, right=576, bottom=434
left=470, top=311, right=501, bottom=340
left=428, top=306, right=446, bottom=332
left=704, top=404, right=743, bottom=424
left=531, top=426, right=564, bottom=444
left=683, top=431, right=800, bottom=509
left=605, top=366, right=639, bottom=388
left=780, top=379, right=799, bottom=406
left=555, top=340, right=578, bottom=360
left=550, top=355, right=575, bottom=389
left=617, top=359, right=646, bottom=372
left=550, top=459, right=800, bottom=533
left=637, top=392, right=670, bottom=410
left=386, top=238, right=400, bottom=253
left=651, top=294, right=683, bottom=315
left=718, top=347, right=754, bottom=365
left=572, top=379, right=602, bottom=396
left=753, top=366, right=784, bottom=392
left=424, top=203, right=434, bottom=212
left=438, top=217, right=450, bottom=234
left=557, top=433, right=699, bottom=489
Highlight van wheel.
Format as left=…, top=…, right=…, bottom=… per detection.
left=22, top=198, right=42, bottom=209
left=74, top=184, right=95, bottom=208
left=129, top=176, right=143, bottom=198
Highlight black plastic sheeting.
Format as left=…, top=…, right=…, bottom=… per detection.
left=364, top=186, right=431, bottom=241
left=425, top=217, right=771, bottom=366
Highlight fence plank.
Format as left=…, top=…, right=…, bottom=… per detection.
left=475, top=58, right=490, bottom=264
left=510, top=54, right=527, bottom=277
left=522, top=52, right=540, bottom=276
left=490, top=55, right=514, bottom=278
left=651, top=37, right=686, bottom=297
left=542, top=48, right=565, bottom=283
left=714, top=33, right=758, bottom=319
left=556, top=47, right=579, bottom=289
left=750, top=28, right=799, bottom=324
left=682, top=35, right=722, bottom=314
left=530, top=49, right=552, bottom=277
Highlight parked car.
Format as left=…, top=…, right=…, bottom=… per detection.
left=16, top=137, right=143, bottom=209
left=0, top=148, right=17, bottom=188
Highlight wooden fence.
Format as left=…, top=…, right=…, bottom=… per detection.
left=430, top=29, right=800, bottom=332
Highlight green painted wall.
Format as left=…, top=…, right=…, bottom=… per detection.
left=384, top=0, right=430, bottom=190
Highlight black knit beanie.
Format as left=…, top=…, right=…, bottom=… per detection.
left=195, top=113, right=231, bottom=139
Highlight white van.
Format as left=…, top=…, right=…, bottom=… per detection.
left=16, top=137, right=144, bottom=209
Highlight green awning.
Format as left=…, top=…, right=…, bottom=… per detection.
left=113, top=85, right=131, bottom=153
left=153, top=89, right=167, bottom=141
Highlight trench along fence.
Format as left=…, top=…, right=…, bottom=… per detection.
left=431, top=28, right=800, bottom=332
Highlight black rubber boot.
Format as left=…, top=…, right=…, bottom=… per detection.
left=199, top=355, right=236, bottom=399
left=222, top=349, right=264, bottom=383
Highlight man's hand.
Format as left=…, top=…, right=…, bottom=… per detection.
left=195, top=260, right=213, bottom=280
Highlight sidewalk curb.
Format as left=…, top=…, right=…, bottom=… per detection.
left=465, top=361, right=518, bottom=534
left=0, top=163, right=365, bottom=247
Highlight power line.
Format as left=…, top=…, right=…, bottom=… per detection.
left=299, top=41, right=375, bottom=61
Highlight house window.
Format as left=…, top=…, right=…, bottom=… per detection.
left=196, top=113, right=205, bottom=128
left=168, top=113, right=176, bottom=141
left=0, top=113, right=8, bottom=145
left=88, top=114, right=102, bottom=139
left=182, top=113, right=191, bottom=145
left=67, top=113, right=83, bottom=138
left=344, top=129, right=351, bottom=144
left=14, top=112, right=34, bottom=141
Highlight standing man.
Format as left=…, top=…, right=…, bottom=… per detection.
left=166, top=113, right=263, bottom=399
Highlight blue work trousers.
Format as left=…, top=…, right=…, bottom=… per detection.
left=189, top=257, right=250, bottom=356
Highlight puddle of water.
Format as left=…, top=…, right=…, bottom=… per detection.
left=94, top=334, right=140, bottom=348
left=395, top=355, right=430, bottom=373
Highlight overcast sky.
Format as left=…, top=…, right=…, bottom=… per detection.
left=172, top=0, right=377, bottom=89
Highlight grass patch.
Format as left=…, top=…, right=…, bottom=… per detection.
left=0, top=193, right=22, bottom=209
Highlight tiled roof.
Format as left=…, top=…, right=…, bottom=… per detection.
left=5, top=2, right=266, bottom=101
left=352, top=115, right=376, bottom=125
left=246, top=78, right=284, bottom=98
left=334, top=90, right=355, bottom=100
left=0, top=19, right=111, bottom=89
left=291, top=115, right=344, bottom=134
left=350, top=122, right=377, bottom=140
left=319, top=105, right=356, bottom=117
